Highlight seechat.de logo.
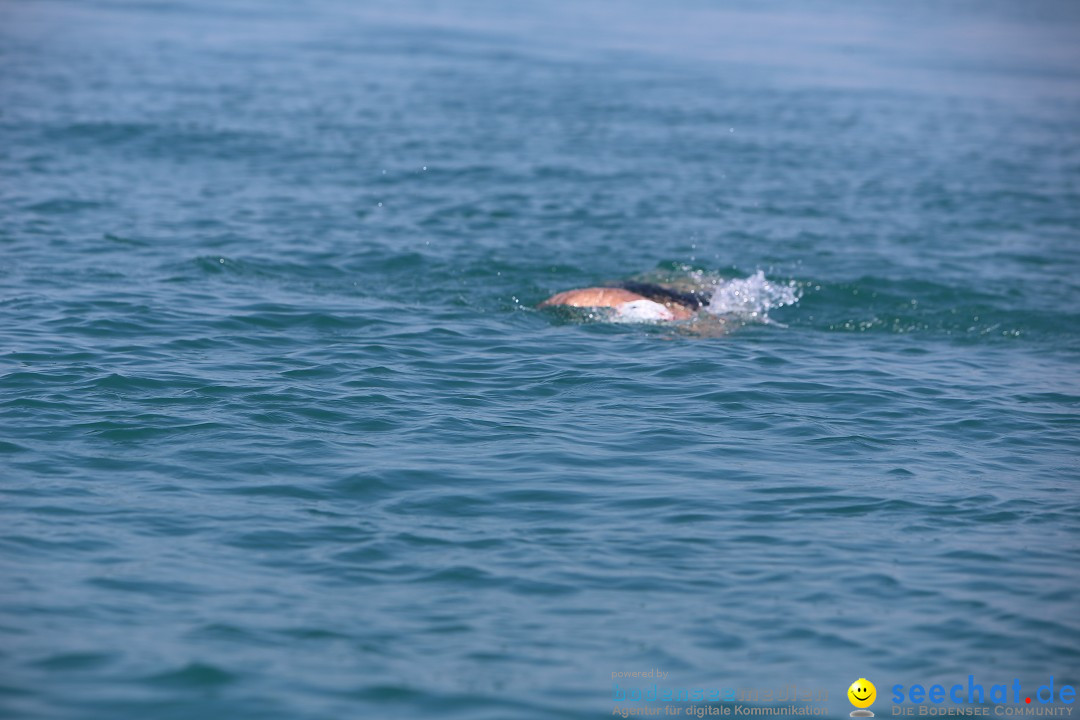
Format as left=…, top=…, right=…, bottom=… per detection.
left=892, top=676, right=1076, bottom=706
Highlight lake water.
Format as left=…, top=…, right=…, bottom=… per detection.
left=2, top=0, right=1079, bottom=718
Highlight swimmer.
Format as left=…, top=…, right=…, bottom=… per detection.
left=538, top=281, right=710, bottom=322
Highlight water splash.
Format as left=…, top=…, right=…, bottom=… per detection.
left=705, top=271, right=800, bottom=323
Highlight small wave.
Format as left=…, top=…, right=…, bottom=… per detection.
left=705, top=271, right=801, bottom=323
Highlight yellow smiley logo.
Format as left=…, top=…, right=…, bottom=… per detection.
left=848, top=678, right=876, bottom=709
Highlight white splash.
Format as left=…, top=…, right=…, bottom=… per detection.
left=705, top=270, right=800, bottom=323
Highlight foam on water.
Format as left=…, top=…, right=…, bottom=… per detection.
left=705, top=270, right=801, bottom=323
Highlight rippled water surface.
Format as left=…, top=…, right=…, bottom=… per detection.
left=2, top=0, right=1079, bottom=718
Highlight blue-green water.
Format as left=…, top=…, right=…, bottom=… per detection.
left=2, top=0, right=1079, bottom=718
